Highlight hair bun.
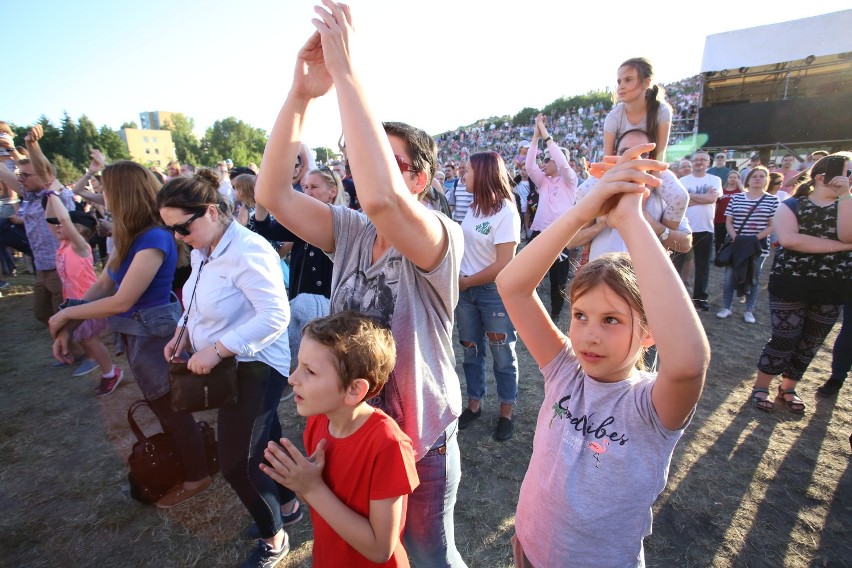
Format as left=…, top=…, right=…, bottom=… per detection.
left=194, top=168, right=221, bottom=188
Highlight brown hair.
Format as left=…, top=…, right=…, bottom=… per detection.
left=743, top=166, right=770, bottom=191
left=302, top=311, right=397, bottom=401
left=467, top=151, right=515, bottom=217
left=569, top=253, right=648, bottom=370
left=618, top=57, right=665, bottom=160
left=156, top=168, right=232, bottom=219
left=232, top=174, right=256, bottom=207
left=793, top=151, right=852, bottom=197
left=101, top=161, right=164, bottom=271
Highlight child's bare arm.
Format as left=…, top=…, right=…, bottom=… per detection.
left=497, top=144, right=664, bottom=368
left=262, top=438, right=404, bottom=563
left=609, top=192, right=709, bottom=431
left=45, top=194, right=90, bottom=258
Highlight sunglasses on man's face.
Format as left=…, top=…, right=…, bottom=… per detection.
left=394, top=154, right=418, bottom=174
left=164, top=210, right=205, bottom=236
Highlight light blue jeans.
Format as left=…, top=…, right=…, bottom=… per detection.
left=455, top=283, right=519, bottom=405
left=404, top=422, right=467, bottom=567
left=722, top=254, right=767, bottom=312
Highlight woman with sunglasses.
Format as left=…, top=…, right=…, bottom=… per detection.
left=455, top=151, right=520, bottom=441
left=255, top=4, right=466, bottom=565
left=48, top=161, right=211, bottom=508
left=750, top=153, right=852, bottom=414
left=157, top=170, right=297, bottom=567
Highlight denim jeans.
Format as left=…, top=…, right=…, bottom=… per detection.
left=455, top=283, right=519, bottom=405
left=830, top=300, right=852, bottom=383
left=722, top=254, right=767, bottom=312
left=404, top=422, right=467, bottom=568
left=217, top=362, right=294, bottom=539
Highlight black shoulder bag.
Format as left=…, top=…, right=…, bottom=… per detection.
left=715, top=195, right=767, bottom=267
left=168, top=258, right=239, bottom=412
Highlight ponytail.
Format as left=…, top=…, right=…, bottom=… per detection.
left=645, top=85, right=661, bottom=160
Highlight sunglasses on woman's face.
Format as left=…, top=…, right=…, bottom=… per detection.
left=164, top=210, right=205, bottom=236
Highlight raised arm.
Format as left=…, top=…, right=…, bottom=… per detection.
left=497, top=144, right=664, bottom=367
left=44, top=193, right=90, bottom=257
left=255, top=32, right=336, bottom=253
left=313, top=1, right=447, bottom=270
left=608, top=188, right=709, bottom=431
left=24, top=126, right=54, bottom=184
left=71, top=150, right=106, bottom=206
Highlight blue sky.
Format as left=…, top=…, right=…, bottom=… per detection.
left=3, top=1, right=849, bottom=151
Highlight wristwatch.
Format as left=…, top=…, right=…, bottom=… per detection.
left=659, top=228, right=670, bottom=241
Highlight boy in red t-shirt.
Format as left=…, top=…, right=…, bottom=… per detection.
left=261, top=311, right=419, bottom=567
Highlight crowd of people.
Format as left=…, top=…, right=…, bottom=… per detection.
left=1, top=3, right=850, bottom=567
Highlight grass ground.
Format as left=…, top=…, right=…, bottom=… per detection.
left=0, top=258, right=849, bottom=568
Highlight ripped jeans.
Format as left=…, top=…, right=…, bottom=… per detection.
left=455, top=282, right=519, bottom=405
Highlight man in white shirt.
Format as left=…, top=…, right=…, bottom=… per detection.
left=673, top=151, right=722, bottom=311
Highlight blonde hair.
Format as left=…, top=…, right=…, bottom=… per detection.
left=232, top=174, right=256, bottom=207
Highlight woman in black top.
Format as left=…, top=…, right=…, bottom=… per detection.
left=750, top=153, right=852, bottom=413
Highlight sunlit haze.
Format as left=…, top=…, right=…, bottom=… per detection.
left=3, top=0, right=849, bottom=151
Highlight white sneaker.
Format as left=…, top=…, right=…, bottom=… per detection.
left=716, top=308, right=732, bottom=319
left=744, top=311, right=756, bottom=324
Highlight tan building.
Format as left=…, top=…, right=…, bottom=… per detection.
left=139, top=111, right=176, bottom=131
left=118, top=128, right=176, bottom=168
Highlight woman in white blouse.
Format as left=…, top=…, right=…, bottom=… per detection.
left=157, top=169, right=297, bottom=566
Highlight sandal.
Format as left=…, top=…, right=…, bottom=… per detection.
left=776, top=386, right=806, bottom=414
left=750, top=387, right=774, bottom=413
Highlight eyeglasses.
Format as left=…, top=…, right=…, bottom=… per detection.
left=164, top=210, right=205, bottom=236
left=17, top=172, right=34, bottom=179
left=394, top=154, right=418, bottom=174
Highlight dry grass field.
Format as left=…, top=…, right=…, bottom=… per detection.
left=1, top=259, right=849, bottom=568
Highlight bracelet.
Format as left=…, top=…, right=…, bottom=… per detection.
left=542, top=136, right=552, bottom=144
left=213, top=342, right=223, bottom=360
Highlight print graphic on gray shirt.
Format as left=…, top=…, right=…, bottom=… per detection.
left=328, top=204, right=464, bottom=459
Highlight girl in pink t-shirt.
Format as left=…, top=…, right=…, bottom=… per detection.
left=45, top=195, right=120, bottom=395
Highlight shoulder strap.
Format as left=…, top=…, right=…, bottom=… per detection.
left=170, top=259, right=205, bottom=362
left=734, top=194, right=767, bottom=235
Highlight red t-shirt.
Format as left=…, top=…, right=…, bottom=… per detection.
left=305, top=409, right=420, bottom=567
left=715, top=187, right=742, bottom=224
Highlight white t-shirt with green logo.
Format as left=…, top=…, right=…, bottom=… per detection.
left=459, top=199, right=520, bottom=277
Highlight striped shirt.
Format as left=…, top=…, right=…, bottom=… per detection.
left=724, top=192, right=779, bottom=253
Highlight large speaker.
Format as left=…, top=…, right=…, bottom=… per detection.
left=698, top=94, right=852, bottom=147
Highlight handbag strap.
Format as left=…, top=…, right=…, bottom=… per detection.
left=127, top=399, right=167, bottom=441
left=733, top=194, right=767, bottom=237
left=170, top=258, right=206, bottom=363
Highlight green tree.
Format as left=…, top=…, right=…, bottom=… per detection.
left=59, top=112, right=79, bottom=166
left=163, top=113, right=201, bottom=165
left=120, top=121, right=138, bottom=129
left=200, top=117, right=267, bottom=167
left=97, top=126, right=130, bottom=162
left=313, top=146, right=335, bottom=164
left=53, top=154, right=83, bottom=185
left=512, top=107, right=539, bottom=127
left=75, top=115, right=100, bottom=168
left=36, top=116, right=63, bottom=159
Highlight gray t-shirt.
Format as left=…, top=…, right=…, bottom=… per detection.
left=604, top=102, right=673, bottom=139
left=329, top=205, right=463, bottom=459
left=515, top=342, right=691, bottom=568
